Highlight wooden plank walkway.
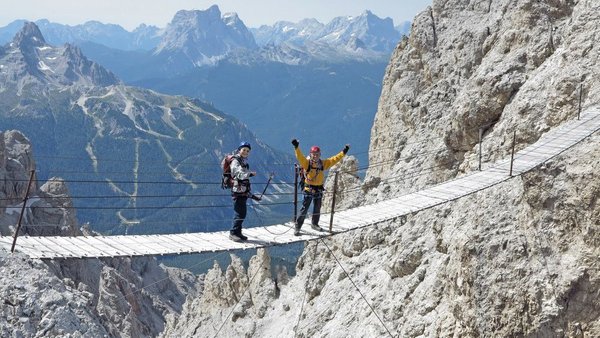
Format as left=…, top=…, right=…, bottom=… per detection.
left=1, top=107, right=599, bottom=259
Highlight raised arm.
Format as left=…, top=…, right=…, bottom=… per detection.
left=292, top=139, right=309, bottom=169
left=322, top=144, right=350, bottom=169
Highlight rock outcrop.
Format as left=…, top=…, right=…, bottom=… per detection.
left=161, top=249, right=280, bottom=337
left=0, top=130, right=201, bottom=337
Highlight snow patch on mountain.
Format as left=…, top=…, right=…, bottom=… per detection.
left=252, top=10, right=400, bottom=54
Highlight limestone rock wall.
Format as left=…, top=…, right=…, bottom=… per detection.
left=365, top=0, right=599, bottom=204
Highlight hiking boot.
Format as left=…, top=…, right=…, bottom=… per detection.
left=294, top=226, right=302, bottom=236
left=310, top=223, right=324, bottom=232
left=229, top=233, right=243, bottom=242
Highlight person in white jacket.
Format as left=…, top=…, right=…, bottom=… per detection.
left=229, top=141, right=261, bottom=242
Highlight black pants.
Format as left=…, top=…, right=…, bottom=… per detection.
left=231, top=195, right=248, bottom=235
left=296, top=189, right=322, bottom=228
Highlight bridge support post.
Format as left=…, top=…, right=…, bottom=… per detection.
left=293, top=164, right=298, bottom=223
left=509, top=131, right=516, bottom=176
left=478, top=127, right=483, bottom=171
left=11, top=169, right=35, bottom=253
left=329, top=171, right=339, bottom=232
left=578, top=83, right=583, bottom=120
left=478, top=122, right=494, bottom=171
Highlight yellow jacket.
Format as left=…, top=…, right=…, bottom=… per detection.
left=295, top=147, right=345, bottom=187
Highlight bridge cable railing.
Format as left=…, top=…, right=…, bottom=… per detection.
left=34, top=146, right=433, bottom=181
left=8, top=106, right=599, bottom=246
left=4, top=142, right=510, bottom=239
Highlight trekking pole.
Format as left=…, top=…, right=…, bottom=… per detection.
left=293, top=164, right=298, bottom=222
left=11, top=169, right=35, bottom=253
left=329, top=171, right=339, bottom=233
left=259, top=173, right=274, bottom=199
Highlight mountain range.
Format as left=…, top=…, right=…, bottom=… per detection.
left=252, top=10, right=402, bottom=53
left=0, top=7, right=409, bottom=164
left=0, top=22, right=294, bottom=237
left=0, top=19, right=162, bottom=51
left=0, top=6, right=410, bottom=59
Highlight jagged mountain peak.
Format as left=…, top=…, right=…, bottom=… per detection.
left=362, top=9, right=375, bottom=16
left=251, top=10, right=399, bottom=55
left=154, top=5, right=257, bottom=67
left=321, top=11, right=399, bottom=52
left=12, top=21, right=47, bottom=48
left=346, top=9, right=377, bottom=22
left=63, top=42, right=84, bottom=58
left=222, top=11, right=241, bottom=25
left=172, top=5, right=221, bottom=24
left=358, top=9, right=385, bottom=20
left=1, top=22, right=119, bottom=90
left=132, top=23, right=152, bottom=31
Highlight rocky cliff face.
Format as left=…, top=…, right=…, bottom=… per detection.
left=365, top=0, right=599, bottom=202
left=162, top=0, right=600, bottom=337
left=0, top=130, right=201, bottom=337
left=0, top=131, right=83, bottom=236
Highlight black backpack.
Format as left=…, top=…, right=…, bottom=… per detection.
left=298, top=157, right=323, bottom=189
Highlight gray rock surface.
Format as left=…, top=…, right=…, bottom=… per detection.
left=0, top=130, right=201, bottom=337
left=366, top=0, right=599, bottom=202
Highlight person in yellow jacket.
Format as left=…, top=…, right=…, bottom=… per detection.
left=291, top=138, right=349, bottom=235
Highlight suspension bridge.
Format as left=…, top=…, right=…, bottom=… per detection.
left=1, top=107, right=599, bottom=259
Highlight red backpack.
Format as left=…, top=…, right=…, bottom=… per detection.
left=221, top=154, right=237, bottom=189
left=221, top=154, right=239, bottom=189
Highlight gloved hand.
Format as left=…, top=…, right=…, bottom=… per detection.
left=291, top=139, right=299, bottom=148
left=343, top=144, right=350, bottom=154
left=251, top=194, right=262, bottom=201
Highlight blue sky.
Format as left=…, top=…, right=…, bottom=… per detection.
left=1, top=0, right=432, bottom=30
